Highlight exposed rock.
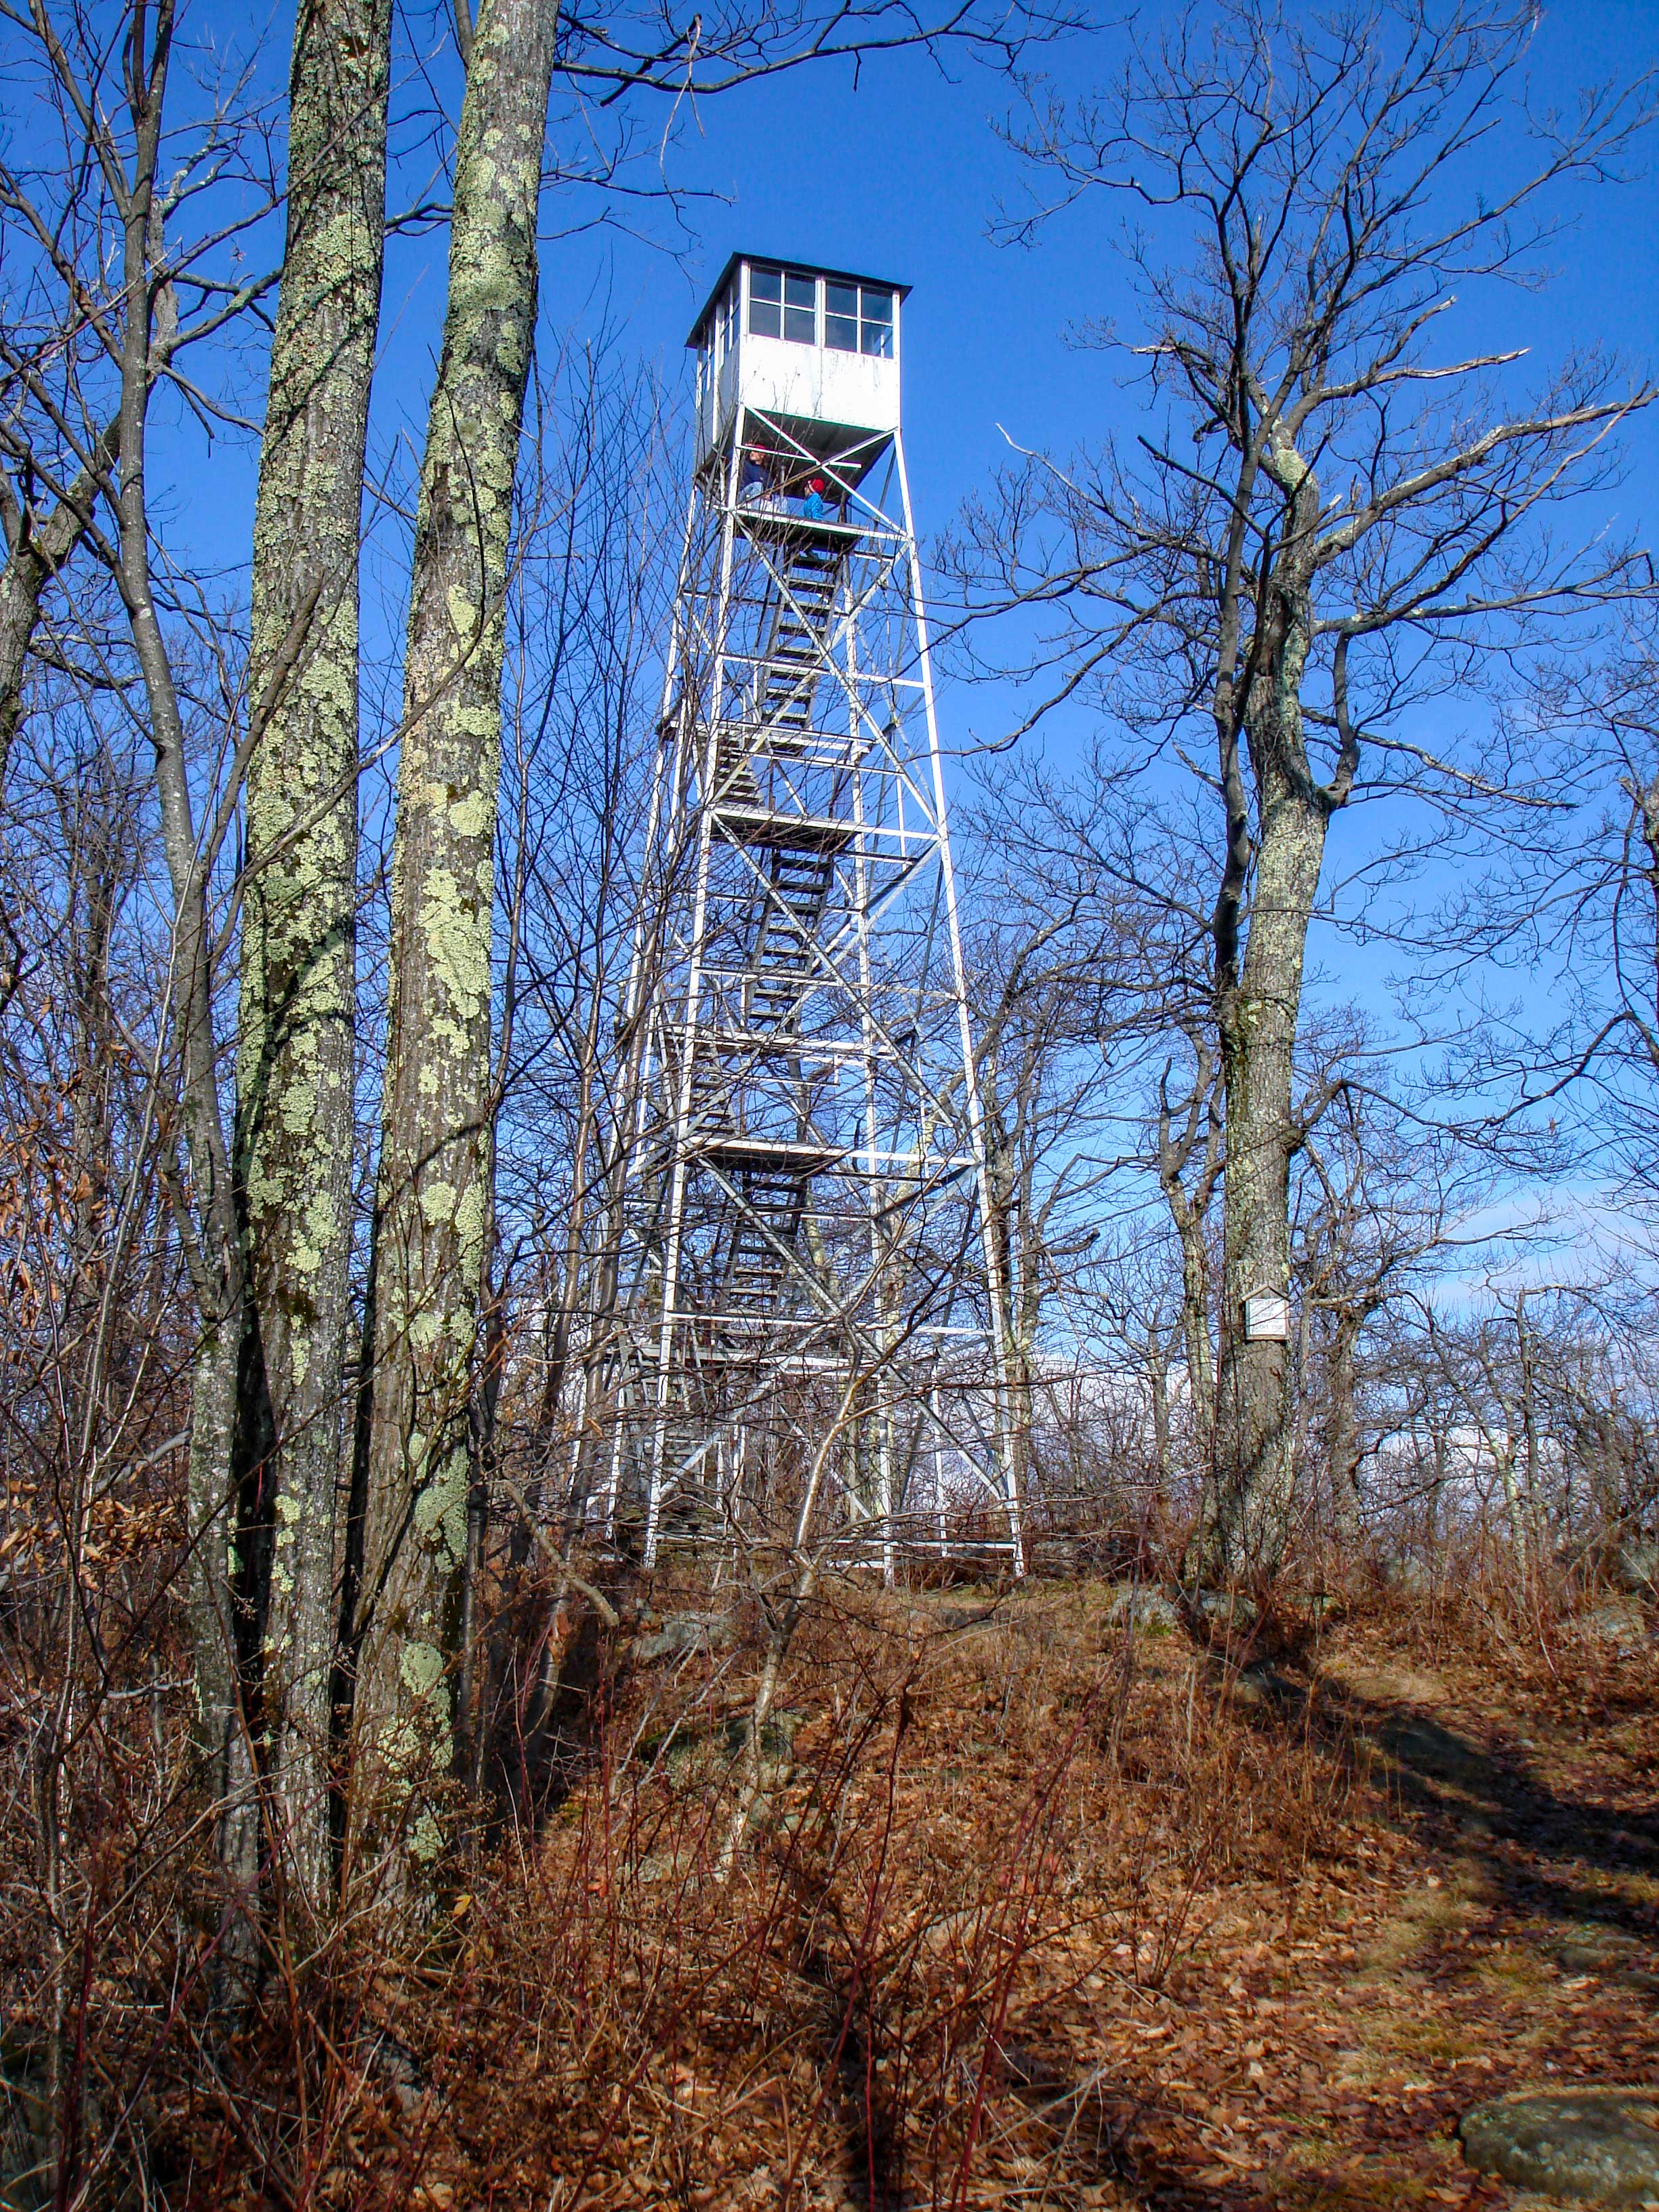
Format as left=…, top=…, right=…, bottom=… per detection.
left=1559, top=1929, right=1638, bottom=1973
left=1459, top=2087, right=1659, bottom=2205
left=1578, top=1599, right=1647, bottom=1649
left=1616, top=1539, right=1658, bottom=1594
left=1189, top=1589, right=1258, bottom=1631
left=1105, top=1583, right=1179, bottom=1635
left=1557, top=1927, right=1659, bottom=1994
left=628, top=1611, right=737, bottom=1665
left=1029, top=1533, right=1082, bottom=1576
left=637, top=1708, right=801, bottom=1787
left=936, top=1601, right=1000, bottom=1631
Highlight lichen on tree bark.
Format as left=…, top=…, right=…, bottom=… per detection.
left=350, top=0, right=557, bottom=1879
left=238, top=0, right=392, bottom=1908
left=1206, top=474, right=1332, bottom=1584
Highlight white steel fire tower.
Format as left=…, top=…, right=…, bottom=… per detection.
left=600, top=253, right=1019, bottom=1571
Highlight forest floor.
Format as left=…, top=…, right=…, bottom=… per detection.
left=294, top=1576, right=1658, bottom=2212
left=1024, top=1599, right=1659, bottom=2212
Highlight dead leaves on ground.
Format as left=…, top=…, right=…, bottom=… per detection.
left=173, top=1582, right=1658, bottom=2209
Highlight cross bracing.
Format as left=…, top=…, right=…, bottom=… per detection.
left=589, top=404, right=1022, bottom=1572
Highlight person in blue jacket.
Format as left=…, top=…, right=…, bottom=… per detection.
left=739, top=445, right=770, bottom=504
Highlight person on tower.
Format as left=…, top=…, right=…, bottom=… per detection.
left=739, top=445, right=771, bottom=506
left=801, top=472, right=832, bottom=521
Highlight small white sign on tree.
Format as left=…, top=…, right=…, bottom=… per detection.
left=1244, top=1292, right=1290, bottom=1342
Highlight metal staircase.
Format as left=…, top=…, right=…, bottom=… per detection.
left=693, top=527, right=852, bottom=1328
left=753, top=537, right=842, bottom=745
left=595, top=421, right=1019, bottom=1570
left=743, top=844, right=836, bottom=1032
left=719, top=1158, right=812, bottom=1314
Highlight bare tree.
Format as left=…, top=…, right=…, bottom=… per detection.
left=0, top=422, right=119, bottom=796
left=1288, top=1069, right=1486, bottom=1549
left=342, top=0, right=1082, bottom=1886
left=961, top=888, right=1116, bottom=1508
left=234, top=0, right=394, bottom=1908
left=1417, top=1282, right=1584, bottom=1574
left=960, top=757, right=1232, bottom=1500
left=0, top=0, right=287, bottom=1965
left=1469, top=613, right=1659, bottom=1201
left=952, top=0, right=1653, bottom=1580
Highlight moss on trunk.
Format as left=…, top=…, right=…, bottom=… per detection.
left=1196, top=434, right=1333, bottom=1586
left=238, top=0, right=392, bottom=1908
left=350, top=0, right=557, bottom=1884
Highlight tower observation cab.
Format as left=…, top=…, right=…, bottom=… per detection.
left=691, top=255, right=905, bottom=471
left=594, top=253, right=1019, bottom=1574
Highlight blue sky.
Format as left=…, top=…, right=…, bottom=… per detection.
left=141, top=0, right=1659, bottom=1286
left=178, top=0, right=1659, bottom=742
left=554, top=0, right=1659, bottom=571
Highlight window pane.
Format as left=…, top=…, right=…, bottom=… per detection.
left=748, top=268, right=780, bottom=336
left=860, top=286, right=894, bottom=357
left=783, top=271, right=817, bottom=344
left=825, top=311, right=858, bottom=352
left=826, top=281, right=857, bottom=319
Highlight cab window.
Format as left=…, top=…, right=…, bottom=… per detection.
left=747, top=265, right=782, bottom=337
left=859, top=285, right=894, bottom=358
left=825, top=281, right=895, bottom=357
left=783, top=271, right=817, bottom=344
left=750, top=266, right=821, bottom=344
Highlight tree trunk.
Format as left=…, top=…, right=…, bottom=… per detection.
left=987, top=1112, right=1034, bottom=1538
left=350, top=0, right=557, bottom=1881
left=237, top=0, right=391, bottom=1913
left=1497, top=1438, right=1530, bottom=1574
left=62, top=774, right=125, bottom=1437
left=1516, top=1298, right=1542, bottom=1561
left=0, top=429, right=117, bottom=796
left=1427, top=1421, right=1449, bottom=1548
left=1155, top=1050, right=1220, bottom=1488
left=104, top=12, right=260, bottom=1928
left=1209, top=764, right=1330, bottom=1581
left=1326, top=1307, right=1365, bottom=1550
left=1147, top=1326, right=1171, bottom=1496
left=1174, top=1201, right=1214, bottom=1465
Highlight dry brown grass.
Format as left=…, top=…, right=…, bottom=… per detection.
left=7, top=1563, right=1655, bottom=2211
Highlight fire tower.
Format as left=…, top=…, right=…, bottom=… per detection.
left=598, top=253, right=1019, bottom=1571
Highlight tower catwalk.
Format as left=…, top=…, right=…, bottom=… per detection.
left=596, top=255, right=1019, bottom=1571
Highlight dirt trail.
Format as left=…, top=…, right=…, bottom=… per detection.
left=357, top=1590, right=1656, bottom=2211
left=1063, top=1626, right=1659, bottom=2211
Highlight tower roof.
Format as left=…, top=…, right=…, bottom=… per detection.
left=687, top=252, right=912, bottom=348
